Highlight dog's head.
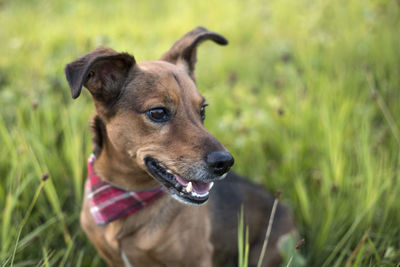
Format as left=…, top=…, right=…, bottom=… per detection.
left=65, top=27, right=233, bottom=205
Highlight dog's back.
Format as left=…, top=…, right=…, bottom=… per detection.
left=209, top=172, right=297, bottom=267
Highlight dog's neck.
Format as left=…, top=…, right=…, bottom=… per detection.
left=92, top=139, right=191, bottom=240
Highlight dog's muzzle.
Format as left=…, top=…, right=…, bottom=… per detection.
left=144, top=154, right=232, bottom=205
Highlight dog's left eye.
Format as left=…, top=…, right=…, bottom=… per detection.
left=146, top=107, right=171, bottom=123
left=200, top=104, right=208, bottom=121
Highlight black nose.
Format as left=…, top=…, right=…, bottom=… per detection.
left=206, top=151, right=234, bottom=176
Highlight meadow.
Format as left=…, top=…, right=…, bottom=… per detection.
left=1, top=0, right=400, bottom=266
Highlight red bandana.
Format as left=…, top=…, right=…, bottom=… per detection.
left=86, top=154, right=165, bottom=226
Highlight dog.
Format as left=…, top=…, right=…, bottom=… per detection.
left=64, top=27, right=297, bottom=267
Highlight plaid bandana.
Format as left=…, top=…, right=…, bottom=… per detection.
left=86, top=154, right=165, bottom=226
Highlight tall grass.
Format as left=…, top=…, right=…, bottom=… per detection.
left=238, top=207, right=250, bottom=267
left=1, top=0, right=400, bottom=266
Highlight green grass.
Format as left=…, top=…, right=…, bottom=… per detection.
left=238, top=206, right=250, bottom=267
left=1, top=0, right=400, bottom=266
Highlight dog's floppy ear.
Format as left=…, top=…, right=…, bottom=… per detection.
left=160, top=26, right=228, bottom=80
left=65, top=46, right=135, bottom=100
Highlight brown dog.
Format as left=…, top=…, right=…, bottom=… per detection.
left=65, top=27, right=296, bottom=267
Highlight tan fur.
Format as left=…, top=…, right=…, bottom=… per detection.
left=81, top=185, right=213, bottom=266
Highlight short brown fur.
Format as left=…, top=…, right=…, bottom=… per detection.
left=65, top=27, right=296, bottom=267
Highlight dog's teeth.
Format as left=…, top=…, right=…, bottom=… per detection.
left=191, top=191, right=209, bottom=198
left=209, top=182, right=214, bottom=189
left=186, top=182, right=193, bottom=193
left=166, top=169, right=172, bottom=174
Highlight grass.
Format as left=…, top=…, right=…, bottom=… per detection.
left=238, top=206, right=250, bottom=267
left=1, top=0, right=400, bottom=266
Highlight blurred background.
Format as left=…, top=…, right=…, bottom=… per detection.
left=1, top=0, right=400, bottom=266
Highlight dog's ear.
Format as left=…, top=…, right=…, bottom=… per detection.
left=65, top=46, right=135, bottom=100
left=160, top=26, right=228, bottom=80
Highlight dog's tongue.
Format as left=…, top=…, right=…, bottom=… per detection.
left=176, top=176, right=189, bottom=186
left=176, top=176, right=210, bottom=194
left=191, top=181, right=210, bottom=194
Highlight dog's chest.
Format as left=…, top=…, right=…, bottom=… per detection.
left=119, top=203, right=213, bottom=266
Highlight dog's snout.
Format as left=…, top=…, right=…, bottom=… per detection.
left=206, top=151, right=234, bottom=176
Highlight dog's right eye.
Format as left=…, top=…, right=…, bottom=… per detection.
left=146, top=108, right=171, bottom=123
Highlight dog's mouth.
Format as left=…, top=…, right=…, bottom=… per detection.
left=144, top=157, right=216, bottom=205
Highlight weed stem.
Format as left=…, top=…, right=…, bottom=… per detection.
left=256, top=190, right=281, bottom=267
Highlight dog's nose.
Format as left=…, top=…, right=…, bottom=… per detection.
left=206, top=151, right=234, bottom=176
